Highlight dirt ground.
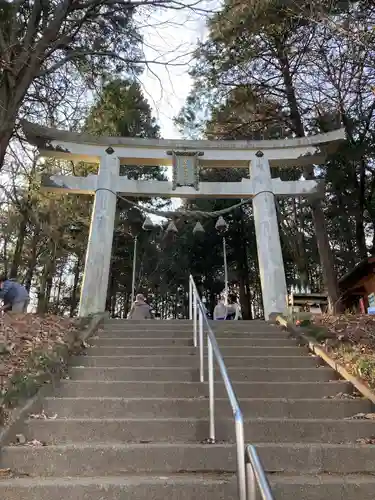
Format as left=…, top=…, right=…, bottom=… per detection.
left=0, top=314, right=79, bottom=419
left=304, top=314, right=375, bottom=389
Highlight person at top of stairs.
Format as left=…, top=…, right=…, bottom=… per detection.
left=127, top=294, right=154, bottom=320
left=226, top=293, right=242, bottom=320
left=213, top=294, right=241, bottom=320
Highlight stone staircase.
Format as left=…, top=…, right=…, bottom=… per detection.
left=1, top=319, right=375, bottom=499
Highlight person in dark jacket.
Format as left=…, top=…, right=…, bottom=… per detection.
left=0, top=276, right=30, bottom=313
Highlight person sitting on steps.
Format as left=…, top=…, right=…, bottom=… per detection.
left=213, top=293, right=242, bottom=321
left=127, top=294, right=154, bottom=320
left=226, top=293, right=242, bottom=320
left=213, top=296, right=227, bottom=320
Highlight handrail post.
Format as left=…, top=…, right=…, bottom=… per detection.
left=189, top=278, right=193, bottom=321
left=193, top=292, right=197, bottom=348
left=246, top=460, right=257, bottom=500
left=188, top=276, right=274, bottom=500
left=246, top=445, right=274, bottom=500
left=235, top=412, right=247, bottom=500
left=199, top=308, right=204, bottom=382
left=223, top=236, right=228, bottom=306
left=208, top=335, right=215, bottom=441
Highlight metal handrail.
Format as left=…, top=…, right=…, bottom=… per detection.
left=246, top=445, right=274, bottom=500
left=188, top=275, right=274, bottom=500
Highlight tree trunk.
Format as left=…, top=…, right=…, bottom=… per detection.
left=106, top=264, right=114, bottom=313
left=0, top=61, right=41, bottom=169
left=124, top=292, right=130, bottom=318
left=46, top=276, right=53, bottom=304
left=355, top=209, right=367, bottom=259
left=24, top=233, right=39, bottom=292
left=295, top=200, right=310, bottom=288
left=111, top=291, right=117, bottom=317
left=277, top=200, right=309, bottom=288
left=336, top=193, right=356, bottom=269
left=37, top=261, right=55, bottom=314
left=355, top=158, right=367, bottom=259
left=238, top=207, right=252, bottom=319
left=277, top=43, right=341, bottom=312
left=10, top=214, right=27, bottom=278
left=0, top=126, right=13, bottom=170
left=310, top=199, right=340, bottom=311
left=2, top=236, right=9, bottom=275
left=55, top=266, right=65, bottom=313
left=37, top=244, right=56, bottom=313
left=70, top=257, right=82, bottom=317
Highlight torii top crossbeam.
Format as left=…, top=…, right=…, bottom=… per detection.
left=22, top=120, right=345, bottom=168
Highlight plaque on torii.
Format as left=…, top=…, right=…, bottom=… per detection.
left=21, top=120, right=345, bottom=319
left=167, top=150, right=203, bottom=190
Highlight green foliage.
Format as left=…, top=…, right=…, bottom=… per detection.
left=1, top=347, right=69, bottom=409
left=0, top=76, right=169, bottom=316
left=174, top=0, right=375, bottom=311
left=356, top=356, right=375, bottom=381
left=86, top=79, right=159, bottom=139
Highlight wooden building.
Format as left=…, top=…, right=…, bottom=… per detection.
left=339, top=256, right=375, bottom=312
left=287, top=292, right=328, bottom=314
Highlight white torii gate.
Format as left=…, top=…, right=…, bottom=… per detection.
left=22, top=121, right=345, bottom=319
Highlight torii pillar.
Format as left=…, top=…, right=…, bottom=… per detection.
left=21, top=121, right=345, bottom=319
left=251, top=151, right=286, bottom=319
left=79, top=149, right=119, bottom=317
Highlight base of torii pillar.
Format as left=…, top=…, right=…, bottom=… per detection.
left=251, top=153, right=287, bottom=320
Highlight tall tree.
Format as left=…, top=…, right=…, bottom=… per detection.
left=177, top=0, right=375, bottom=311
left=0, top=76, right=167, bottom=315
left=0, top=0, right=192, bottom=168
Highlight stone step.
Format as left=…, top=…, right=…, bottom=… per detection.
left=68, top=366, right=335, bottom=383
left=21, top=417, right=375, bottom=444
left=42, top=396, right=370, bottom=419
left=2, top=474, right=375, bottom=500
left=85, top=346, right=306, bottom=356
left=98, top=329, right=286, bottom=338
left=101, top=329, right=284, bottom=338
left=3, top=443, right=375, bottom=476
left=54, top=380, right=352, bottom=399
left=103, top=325, right=282, bottom=334
left=72, top=355, right=319, bottom=368
left=270, top=474, right=375, bottom=500
left=0, top=474, right=238, bottom=500
left=90, top=337, right=296, bottom=347
left=105, top=319, right=272, bottom=327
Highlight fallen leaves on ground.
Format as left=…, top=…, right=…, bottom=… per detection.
left=308, top=314, right=375, bottom=389
left=10, top=435, right=46, bottom=447
left=0, top=468, right=11, bottom=476
left=324, top=392, right=362, bottom=400
left=29, top=410, right=57, bottom=420
left=0, top=313, right=80, bottom=422
left=356, top=436, right=375, bottom=444
left=25, top=439, right=45, bottom=447
left=345, top=413, right=375, bottom=420
left=313, top=314, right=375, bottom=346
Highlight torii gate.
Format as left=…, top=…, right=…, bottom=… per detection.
left=21, top=121, right=345, bottom=319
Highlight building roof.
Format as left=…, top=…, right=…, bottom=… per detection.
left=339, top=256, right=375, bottom=293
